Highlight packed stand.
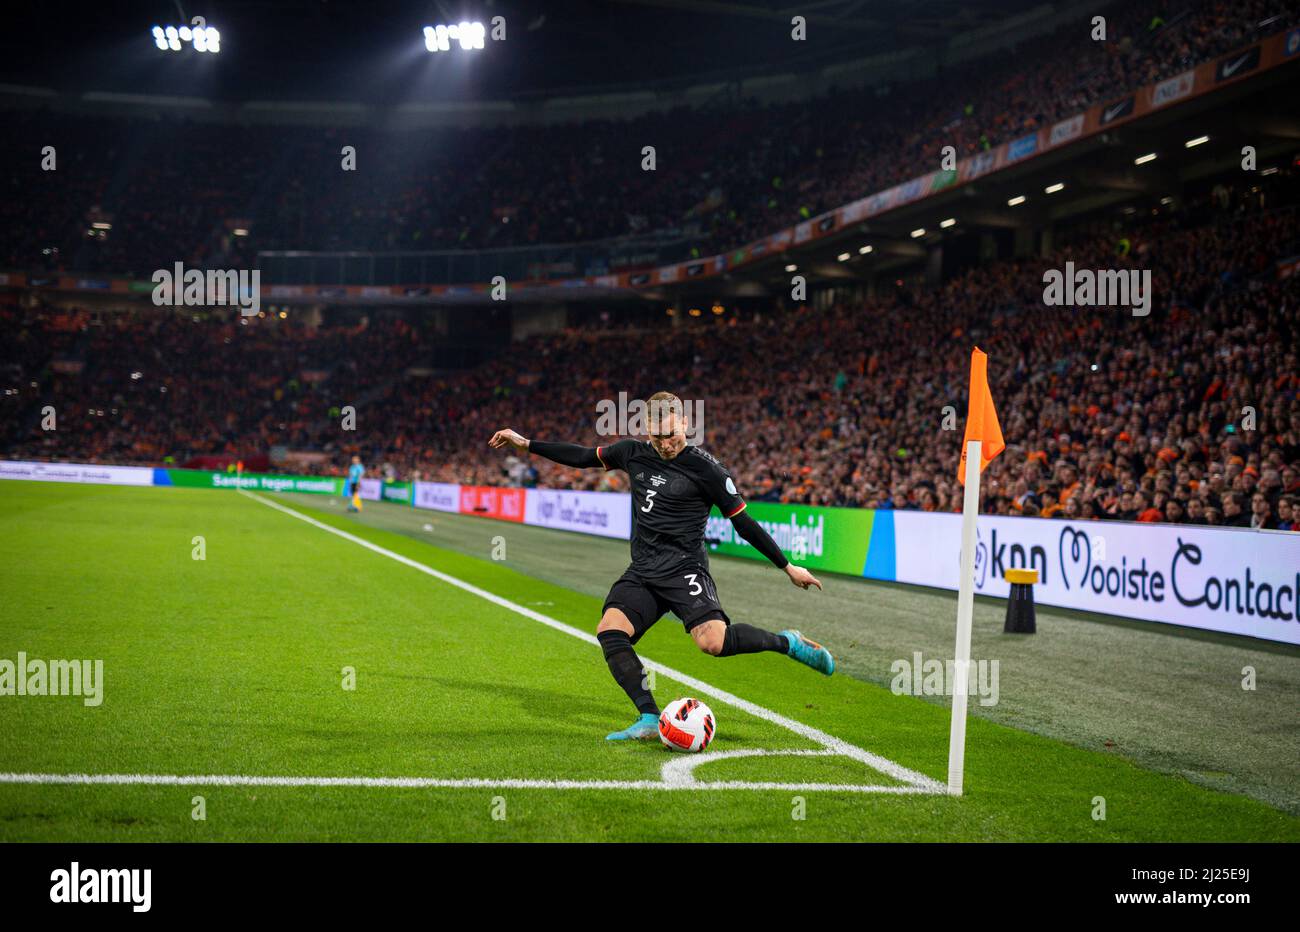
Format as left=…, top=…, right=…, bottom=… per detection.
left=5, top=179, right=1298, bottom=530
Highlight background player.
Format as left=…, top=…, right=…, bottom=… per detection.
left=345, top=455, right=364, bottom=512
left=489, top=391, right=832, bottom=741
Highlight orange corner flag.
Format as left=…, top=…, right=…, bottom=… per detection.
left=957, top=347, right=1005, bottom=485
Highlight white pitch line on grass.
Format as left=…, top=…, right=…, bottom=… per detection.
left=220, top=491, right=942, bottom=794
left=662, top=747, right=837, bottom=787
left=0, top=772, right=932, bottom=794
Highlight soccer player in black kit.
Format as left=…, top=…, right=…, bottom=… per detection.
left=489, top=391, right=834, bottom=741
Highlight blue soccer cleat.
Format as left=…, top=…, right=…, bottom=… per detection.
left=782, top=630, right=835, bottom=676
left=606, top=712, right=660, bottom=741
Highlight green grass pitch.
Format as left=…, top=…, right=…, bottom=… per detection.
left=0, top=481, right=1297, bottom=841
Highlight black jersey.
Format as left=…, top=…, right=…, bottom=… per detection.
left=596, top=439, right=746, bottom=579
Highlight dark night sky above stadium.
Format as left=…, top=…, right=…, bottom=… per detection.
left=4, top=0, right=1048, bottom=102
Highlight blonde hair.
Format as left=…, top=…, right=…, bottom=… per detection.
left=646, top=391, right=684, bottom=433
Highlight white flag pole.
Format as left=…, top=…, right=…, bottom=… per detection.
left=947, top=438, right=982, bottom=796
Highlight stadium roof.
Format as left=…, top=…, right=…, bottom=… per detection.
left=5, top=0, right=1077, bottom=105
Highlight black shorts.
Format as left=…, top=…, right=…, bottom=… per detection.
left=602, top=565, right=729, bottom=643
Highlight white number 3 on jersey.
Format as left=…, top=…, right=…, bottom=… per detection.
left=641, top=489, right=657, bottom=512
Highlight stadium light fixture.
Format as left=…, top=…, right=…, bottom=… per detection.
left=837, top=252, right=850, bottom=261
left=939, top=218, right=956, bottom=229
left=152, top=24, right=220, bottom=53
left=858, top=245, right=872, bottom=254
left=1044, top=182, right=1065, bottom=194
left=1160, top=196, right=1174, bottom=205
left=1134, top=152, right=1157, bottom=165
left=1184, top=135, right=1210, bottom=148
left=1261, top=166, right=1279, bottom=176
left=425, top=22, right=485, bottom=52
left=910, top=228, right=926, bottom=238
left=784, top=263, right=797, bottom=272
left=1007, top=195, right=1026, bottom=206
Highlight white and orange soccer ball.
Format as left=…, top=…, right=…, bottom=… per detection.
left=657, top=697, right=716, bottom=752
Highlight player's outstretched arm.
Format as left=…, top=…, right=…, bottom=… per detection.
left=730, top=509, right=822, bottom=590
left=488, top=429, right=602, bottom=468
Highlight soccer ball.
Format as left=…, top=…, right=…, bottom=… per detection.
left=657, top=698, right=716, bottom=752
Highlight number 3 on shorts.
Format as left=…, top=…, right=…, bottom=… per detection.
left=684, top=573, right=702, bottom=595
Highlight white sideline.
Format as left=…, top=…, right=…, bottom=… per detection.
left=0, top=772, right=932, bottom=794
left=0, top=748, right=931, bottom=794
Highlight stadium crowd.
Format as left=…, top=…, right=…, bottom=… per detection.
left=377, top=197, right=1300, bottom=531
left=0, top=308, right=440, bottom=470
left=5, top=178, right=1299, bottom=530
left=1, top=0, right=1295, bottom=277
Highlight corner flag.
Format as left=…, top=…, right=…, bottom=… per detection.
left=948, top=347, right=1004, bottom=796
left=956, top=347, right=1005, bottom=485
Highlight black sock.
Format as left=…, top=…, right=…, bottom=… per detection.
left=597, top=630, right=659, bottom=716
left=719, top=624, right=789, bottom=657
